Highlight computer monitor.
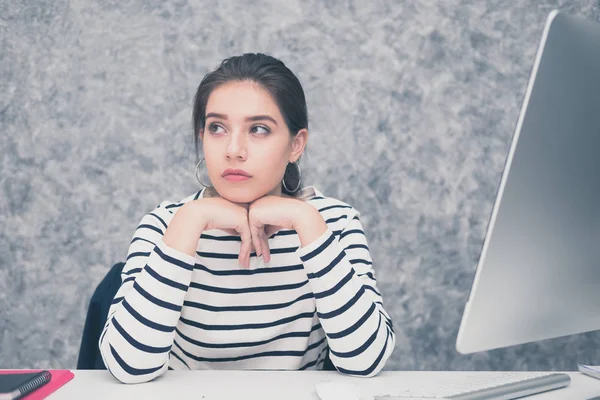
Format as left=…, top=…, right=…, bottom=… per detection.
left=456, top=10, right=600, bottom=354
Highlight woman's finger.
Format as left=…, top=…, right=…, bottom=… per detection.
left=250, top=222, right=263, bottom=259
left=260, top=228, right=271, bottom=264
left=237, top=222, right=253, bottom=269
left=237, top=241, right=248, bottom=269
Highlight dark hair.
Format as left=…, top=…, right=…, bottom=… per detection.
left=192, top=53, right=307, bottom=196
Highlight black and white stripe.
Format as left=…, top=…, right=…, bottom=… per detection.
left=99, top=186, right=394, bottom=384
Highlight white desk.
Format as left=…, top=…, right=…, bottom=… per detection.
left=46, top=370, right=600, bottom=399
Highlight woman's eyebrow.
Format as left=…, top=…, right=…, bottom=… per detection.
left=245, top=115, right=278, bottom=126
left=205, top=113, right=278, bottom=126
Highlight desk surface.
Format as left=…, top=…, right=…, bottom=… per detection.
left=44, top=370, right=600, bottom=400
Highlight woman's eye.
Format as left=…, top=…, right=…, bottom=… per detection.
left=209, top=123, right=225, bottom=134
left=251, top=125, right=270, bottom=134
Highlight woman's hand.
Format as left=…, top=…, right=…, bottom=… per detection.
left=164, top=195, right=328, bottom=269
left=248, top=196, right=328, bottom=263
left=185, top=197, right=253, bottom=268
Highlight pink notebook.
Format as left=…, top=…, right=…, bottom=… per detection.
left=0, top=370, right=74, bottom=399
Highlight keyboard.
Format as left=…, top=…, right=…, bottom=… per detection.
left=373, top=372, right=571, bottom=399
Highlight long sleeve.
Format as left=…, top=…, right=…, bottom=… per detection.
left=296, top=208, right=395, bottom=377
left=99, top=202, right=197, bottom=384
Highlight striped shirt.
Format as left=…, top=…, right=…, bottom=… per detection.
left=99, top=186, right=395, bottom=384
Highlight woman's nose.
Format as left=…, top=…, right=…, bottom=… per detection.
left=226, top=132, right=248, bottom=161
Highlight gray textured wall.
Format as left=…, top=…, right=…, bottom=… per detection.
left=2, top=0, right=600, bottom=371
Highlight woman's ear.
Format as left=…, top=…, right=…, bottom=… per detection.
left=290, top=129, right=308, bottom=163
left=198, top=128, right=204, bottom=141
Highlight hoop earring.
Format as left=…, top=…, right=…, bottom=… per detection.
left=195, top=158, right=210, bottom=188
left=282, top=161, right=302, bottom=193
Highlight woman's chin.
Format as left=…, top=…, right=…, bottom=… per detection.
left=213, top=184, right=263, bottom=204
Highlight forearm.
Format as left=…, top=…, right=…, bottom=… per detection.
left=162, top=202, right=207, bottom=257
left=311, top=259, right=394, bottom=377
left=100, top=239, right=197, bottom=383
left=293, top=204, right=329, bottom=247
left=295, top=209, right=395, bottom=377
left=101, top=204, right=203, bottom=383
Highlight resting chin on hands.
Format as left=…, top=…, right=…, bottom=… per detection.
left=163, top=194, right=328, bottom=270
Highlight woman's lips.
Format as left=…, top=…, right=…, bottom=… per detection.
left=223, top=174, right=251, bottom=182
left=222, top=168, right=251, bottom=182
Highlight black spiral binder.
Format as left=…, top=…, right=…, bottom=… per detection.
left=17, top=370, right=52, bottom=397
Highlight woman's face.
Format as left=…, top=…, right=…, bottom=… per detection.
left=199, top=80, right=307, bottom=204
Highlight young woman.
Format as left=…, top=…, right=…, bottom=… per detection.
left=99, top=53, right=395, bottom=384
